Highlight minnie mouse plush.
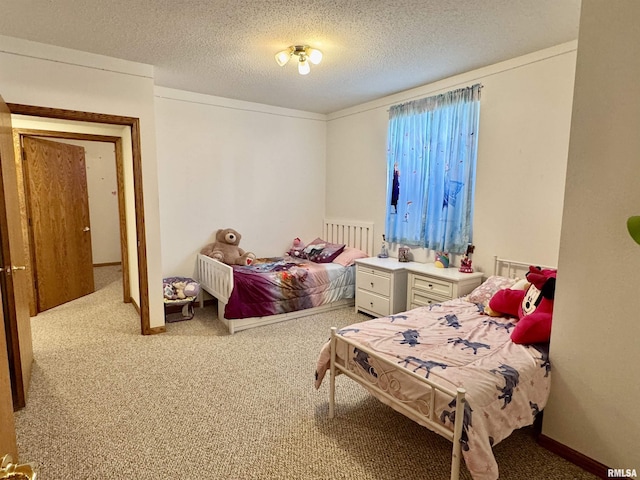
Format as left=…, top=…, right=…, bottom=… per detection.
left=488, top=266, right=557, bottom=344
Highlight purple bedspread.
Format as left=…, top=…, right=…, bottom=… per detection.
left=224, top=256, right=354, bottom=319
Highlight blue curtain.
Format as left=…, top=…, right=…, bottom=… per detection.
left=385, top=84, right=481, bottom=254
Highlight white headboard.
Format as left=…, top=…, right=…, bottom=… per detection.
left=323, top=219, right=375, bottom=256
left=493, top=256, right=556, bottom=279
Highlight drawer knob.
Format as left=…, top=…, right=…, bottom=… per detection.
left=428, top=284, right=433, bottom=288
left=370, top=301, right=374, bottom=306
left=370, top=282, right=374, bottom=287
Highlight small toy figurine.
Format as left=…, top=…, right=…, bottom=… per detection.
left=459, top=244, right=475, bottom=273
left=378, top=234, right=389, bottom=258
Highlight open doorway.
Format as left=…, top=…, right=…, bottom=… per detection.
left=15, top=131, right=130, bottom=314
left=5, top=103, right=157, bottom=335
left=2, top=102, right=162, bottom=412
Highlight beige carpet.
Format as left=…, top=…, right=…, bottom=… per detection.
left=13, top=268, right=598, bottom=479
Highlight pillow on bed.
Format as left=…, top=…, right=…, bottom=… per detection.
left=332, top=246, right=369, bottom=267
left=466, top=275, right=517, bottom=306
left=302, top=238, right=346, bottom=263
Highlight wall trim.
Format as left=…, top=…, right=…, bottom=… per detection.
left=327, top=40, right=578, bottom=121
left=538, top=434, right=614, bottom=479
left=0, top=34, right=153, bottom=79
left=154, top=86, right=326, bottom=122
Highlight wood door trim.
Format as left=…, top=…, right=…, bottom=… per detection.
left=7, top=103, right=153, bottom=335
left=0, top=100, right=26, bottom=408
left=14, top=129, right=131, bottom=309
left=0, top=151, right=24, bottom=409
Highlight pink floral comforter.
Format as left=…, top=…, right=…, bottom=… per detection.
left=315, top=298, right=550, bottom=480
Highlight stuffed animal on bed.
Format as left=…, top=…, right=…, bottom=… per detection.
left=200, top=228, right=256, bottom=266
left=488, top=266, right=557, bottom=344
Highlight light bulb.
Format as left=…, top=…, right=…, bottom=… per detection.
left=298, top=58, right=310, bottom=75
left=275, top=50, right=291, bottom=67
left=307, top=48, right=323, bottom=65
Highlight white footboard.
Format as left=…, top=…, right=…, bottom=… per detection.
left=197, top=253, right=233, bottom=304
left=329, top=327, right=466, bottom=480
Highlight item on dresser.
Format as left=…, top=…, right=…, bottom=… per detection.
left=197, top=219, right=374, bottom=334
left=378, top=234, right=389, bottom=258
left=316, top=257, right=556, bottom=480
left=459, top=244, right=475, bottom=273
left=355, top=257, right=408, bottom=317
left=398, top=246, right=411, bottom=262
left=434, top=251, right=450, bottom=268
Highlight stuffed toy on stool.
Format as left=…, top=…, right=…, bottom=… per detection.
left=488, top=266, right=557, bottom=344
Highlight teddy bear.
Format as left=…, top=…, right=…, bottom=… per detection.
left=200, top=228, right=256, bottom=266
left=488, top=265, right=557, bottom=344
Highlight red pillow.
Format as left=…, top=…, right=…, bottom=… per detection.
left=510, top=313, right=553, bottom=344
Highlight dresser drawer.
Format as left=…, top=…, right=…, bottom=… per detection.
left=357, top=289, right=390, bottom=317
left=409, top=290, right=447, bottom=308
left=411, top=275, right=453, bottom=298
left=357, top=270, right=391, bottom=297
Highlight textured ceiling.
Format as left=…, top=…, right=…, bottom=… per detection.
left=0, top=1, right=581, bottom=114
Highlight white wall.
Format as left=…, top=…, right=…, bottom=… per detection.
left=0, top=36, right=164, bottom=329
left=78, top=140, right=120, bottom=264
left=542, top=0, right=640, bottom=467
left=326, top=43, right=577, bottom=273
left=154, top=87, right=327, bottom=277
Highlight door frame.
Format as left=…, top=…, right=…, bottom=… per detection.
left=6, top=103, right=159, bottom=336
left=16, top=130, right=131, bottom=313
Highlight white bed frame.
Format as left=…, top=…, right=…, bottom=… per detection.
left=197, top=219, right=375, bottom=334
left=327, top=257, right=555, bottom=480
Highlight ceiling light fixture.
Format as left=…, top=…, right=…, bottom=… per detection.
left=275, top=45, right=322, bottom=75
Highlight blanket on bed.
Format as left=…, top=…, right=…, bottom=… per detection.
left=315, top=298, right=551, bottom=480
left=224, top=256, right=354, bottom=319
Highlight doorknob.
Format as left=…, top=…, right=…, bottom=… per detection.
left=83, top=226, right=90, bottom=232
left=11, top=266, right=26, bottom=271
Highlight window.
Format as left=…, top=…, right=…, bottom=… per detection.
left=385, top=84, right=481, bottom=254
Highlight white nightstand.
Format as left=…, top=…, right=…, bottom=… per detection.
left=405, top=263, right=484, bottom=309
left=355, top=257, right=408, bottom=317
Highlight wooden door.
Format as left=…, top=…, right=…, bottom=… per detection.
left=0, top=280, right=17, bottom=459
left=0, top=95, right=32, bottom=410
left=23, top=137, right=94, bottom=312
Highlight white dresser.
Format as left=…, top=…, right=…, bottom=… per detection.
left=355, top=257, right=408, bottom=317
left=405, top=263, right=484, bottom=309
